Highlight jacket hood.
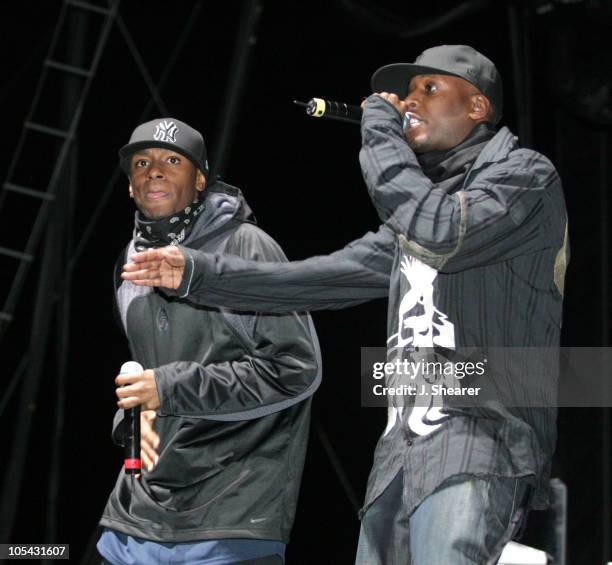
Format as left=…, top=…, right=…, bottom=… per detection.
left=186, top=180, right=256, bottom=244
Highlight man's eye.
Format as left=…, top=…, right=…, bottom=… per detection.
left=135, top=159, right=148, bottom=167
left=168, top=156, right=180, bottom=164
left=425, top=83, right=437, bottom=93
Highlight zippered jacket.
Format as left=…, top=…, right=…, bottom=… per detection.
left=99, top=182, right=321, bottom=543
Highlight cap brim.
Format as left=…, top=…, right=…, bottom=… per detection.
left=370, top=63, right=460, bottom=98
left=118, top=140, right=206, bottom=174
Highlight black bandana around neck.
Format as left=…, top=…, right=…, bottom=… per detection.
left=416, top=122, right=496, bottom=191
left=133, top=194, right=206, bottom=251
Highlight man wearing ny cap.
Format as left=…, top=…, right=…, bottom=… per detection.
left=123, top=46, right=569, bottom=564
left=96, top=118, right=321, bottom=564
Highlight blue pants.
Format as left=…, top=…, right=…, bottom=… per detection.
left=101, top=555, right=283, bottom=565
left=355, top=471, right=530, bottom=565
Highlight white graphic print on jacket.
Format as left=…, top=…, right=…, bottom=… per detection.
left=385, top=255, right=456, bottom=437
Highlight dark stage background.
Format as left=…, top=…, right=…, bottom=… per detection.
left=0, top=1, right=610, bottom=563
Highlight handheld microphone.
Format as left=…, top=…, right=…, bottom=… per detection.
left=294, top=98, right=362, bottom=124
left=120, top=361, right=144, bottom=475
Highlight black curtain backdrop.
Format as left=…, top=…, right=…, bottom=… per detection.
left=0, top=1, right=610, bottom=563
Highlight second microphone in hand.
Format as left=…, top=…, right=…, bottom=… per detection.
left=119, top=361, right=144, bottom=476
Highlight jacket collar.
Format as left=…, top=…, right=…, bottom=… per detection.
left=185, top=181, right=256, bottom=244
left=462, top=126, right=518, bottom=187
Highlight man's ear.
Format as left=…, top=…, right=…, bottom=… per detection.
left=469, top=93, right=491, bottom=122
left=128, top=183, right=134, bottom=198
left=196, top=170, right=206, bottom=192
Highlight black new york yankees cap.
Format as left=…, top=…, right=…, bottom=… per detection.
left=371, top=45, right=503, bottom=124
left=119, top=117, right=209, bottom=175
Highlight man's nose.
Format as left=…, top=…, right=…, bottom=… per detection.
left=147, top=163, right=165, bottom=179
left=403, top=94, right=420, bottom=110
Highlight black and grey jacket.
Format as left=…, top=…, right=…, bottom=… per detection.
left=159, top=97, right=569, bottom=516
left=99, top=182, right=321, bottom=543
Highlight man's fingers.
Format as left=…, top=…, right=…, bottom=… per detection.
left=129, top=249, right=164, bottom=263
left=376, top=91, right=398, bottom=103
left=122, top=274, right=179, bottom=290
left=141, top=437, right=159, bottom=462
left=122, top=266, right=160, bottom=279
left=121, top=268, right=165, bottom=287
left=121, top=271, right=161, bottom=283
left=142, top=442, right=159, bottom=461
left=117, top=373, right=141, bottom=408
left=116, top=384, right=142, bottom=404
left=371, top=92, right=404, bottom=114
left=115, top=372, right=141, bottom=386
left=129, top=246, right=181, bottom=264
left=141, top=425, right=160, bottom=450
left=142, top=410, right=156, bottom=423
left=141, top=431, right=160, bottom=471
left=117, top=396, right=140, bottom=409
left=139, top=409, right=159, bottom=471
left=142, top=434, right=160, bottom=452
left=116, top=374, right=148, bottom=390
left=116, top=385, right=136, bottom=399
left=140, top=447, right=155, bottom=472
left=123, top=260, right=159, bottom=272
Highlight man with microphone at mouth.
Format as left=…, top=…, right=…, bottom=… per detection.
left=123, top=45, right=569, bottom=564
left=96, top=118, right=321, bottom=564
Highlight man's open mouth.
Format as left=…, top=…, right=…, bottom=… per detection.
left=403, top=112, right=425, bottom=130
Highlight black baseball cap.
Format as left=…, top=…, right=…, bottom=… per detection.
left=370, top=45, right=503, bottom=124
left=119, top=117, right=209, bottom=175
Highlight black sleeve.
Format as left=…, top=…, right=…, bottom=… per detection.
left=359, top=95, right=562, bottom=272
left=172, top=222, right=395, bottom=313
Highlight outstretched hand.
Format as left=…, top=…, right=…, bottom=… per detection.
left=122, top=246, right=185, bottom=289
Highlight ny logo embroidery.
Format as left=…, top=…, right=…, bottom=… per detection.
left=153, top=120, right=179, bottom=143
